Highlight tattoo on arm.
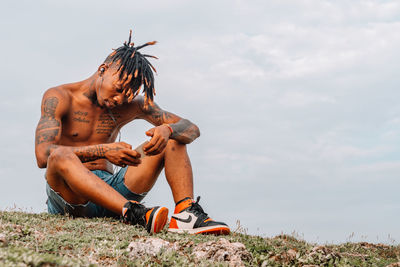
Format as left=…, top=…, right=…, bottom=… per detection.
left=46, top=144, right=122, bottom=163
left=169, top=119, right=200, bottom=144
left=140, top=99, right=200, bottom=144
left=35, top=97, right=61, bottom=145
left=72, top=144, right=108, bottom=163
left=36, top=129, right=60, bottom=145
left=142, top=102, right=173, bottom=125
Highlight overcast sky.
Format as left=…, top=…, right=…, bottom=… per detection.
left=1, top=0, right=399, bottom=244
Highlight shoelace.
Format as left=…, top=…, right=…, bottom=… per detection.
left=188, top=196, right=209, bottom=218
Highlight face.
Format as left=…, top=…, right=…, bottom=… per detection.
left=95, top=65, right=137, bottom=108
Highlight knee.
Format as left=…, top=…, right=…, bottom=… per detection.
left=166, top=139, right=186, bottom=151
left=48, top=147, right=76, bottom=168
left=165, top=139, right=186, bottom=153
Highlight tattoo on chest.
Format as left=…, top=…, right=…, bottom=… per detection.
left=72, top=110, right=90, bottom=123
left=95, top=113, right=121, bottom=135
left=36, top=97, right=61, bottom=144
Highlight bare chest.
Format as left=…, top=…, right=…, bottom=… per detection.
left=61, top=106, right=123, bottom=144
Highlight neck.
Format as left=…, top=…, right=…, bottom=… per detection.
left=81, top=74, right=100, bottom=105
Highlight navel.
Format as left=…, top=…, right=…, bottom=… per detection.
left=72, top=132, right=78, bottom=137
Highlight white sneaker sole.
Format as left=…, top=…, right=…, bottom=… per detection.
left=149, top=207, right=169, bottom=234
left=168, top=225, right=230, bottom=235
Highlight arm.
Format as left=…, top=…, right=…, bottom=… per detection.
left=138, top=98, right=200, bottom=143
left=35, top=89, right=140, bottom=168
left=35, top=88, right=67, bottom=168
left=135, top=97, right=200, bottom=154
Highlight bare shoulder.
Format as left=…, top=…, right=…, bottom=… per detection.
left=40, top=86, right=72, bottom=116
left=42, top=86, right=71, bottom=101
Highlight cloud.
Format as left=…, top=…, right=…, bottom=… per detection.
left=1, top=0, right=400, bottom=243
left=278, top=91, right=336, bottom=108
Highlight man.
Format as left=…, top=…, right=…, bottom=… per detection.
left=34, top=31, right=230, bottom=235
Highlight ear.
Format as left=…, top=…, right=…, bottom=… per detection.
left=97, top=63, right=109, bottom=76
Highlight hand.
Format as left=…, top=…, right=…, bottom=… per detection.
left=143, top=125, right=172, bottom=155
left=104, top=142, right=141, bottom=167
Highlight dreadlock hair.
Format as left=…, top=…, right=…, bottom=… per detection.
left=103, top=29, right=158, bottom=103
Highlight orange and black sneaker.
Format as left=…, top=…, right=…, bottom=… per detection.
left=168, top=196, right=230, bottom=235
left=122, top=201, right=169, bottom=234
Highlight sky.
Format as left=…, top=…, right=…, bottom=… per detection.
left=0, top=0, right=399, bottom=244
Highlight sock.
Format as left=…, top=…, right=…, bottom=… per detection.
left=174, top=197, right=193, bottom=213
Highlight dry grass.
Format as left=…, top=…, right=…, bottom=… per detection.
left=0, top=211, right=399, bottom=266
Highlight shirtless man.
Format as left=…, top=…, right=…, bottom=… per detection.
left=34, top=32, right=230, bottom=235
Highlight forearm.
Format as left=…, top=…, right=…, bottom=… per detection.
left=47, top=144, right=112, bottom=163
left=169, top=119, right=200, bottom=144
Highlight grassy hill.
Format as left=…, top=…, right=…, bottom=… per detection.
left=0, top=210, right=399, bottom=266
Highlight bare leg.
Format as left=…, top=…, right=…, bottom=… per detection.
left=124, top=139, right=194, bottom=203
left=46, top=147, right=127, bottom=215
left=164, top=140, right=194, bottom=202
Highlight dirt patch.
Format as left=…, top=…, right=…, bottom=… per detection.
left=192, top=238, right=252, bottom=267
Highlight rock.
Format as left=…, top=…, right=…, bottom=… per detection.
left=0, top=233, right=7, bottom=246
left=286, top=248, right=297, bottom=259
left=126, top=237, right=177, bottom=257
left=192, top=238, right=251, bottom=267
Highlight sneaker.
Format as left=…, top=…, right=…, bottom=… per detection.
left=122, top=201, right=169, bottom=234
left=168, top=196, right=230, bottom=235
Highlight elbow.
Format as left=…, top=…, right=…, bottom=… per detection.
left=35, top=151, right=48, bottom=168
left=194, top=124, right=200, bottom=139
left=185, top=124, right=200, bottom=144
left=37, top=159, right=47, bottom=169
left=37, top=161, right=47, bottom=169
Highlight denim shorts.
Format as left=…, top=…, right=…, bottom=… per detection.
left=46, top=167, right=147, bottom=218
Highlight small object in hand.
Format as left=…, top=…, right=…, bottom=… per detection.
left=135, top=141, right=149, bottom=159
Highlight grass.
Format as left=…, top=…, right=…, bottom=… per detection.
left=0, top=210, right=400, bottom=266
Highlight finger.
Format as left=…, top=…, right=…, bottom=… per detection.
left=157, top=141, right=168, bottom=154
left=154, top=139, right=168, bottom=154
left=120, top=142, right=132, bottom=149
left=146, top=128, right=155, bottom=137
left=146, top=137, right=164, bottom=155
left=123, top=149, right=141, bottom=159
left=149, top=142, right=167, bottom=156
left=121, top=157, right=141, bottom=166
left=143, top=135, right=159, bottom=151
left=120, top=150, right=141, bottom=163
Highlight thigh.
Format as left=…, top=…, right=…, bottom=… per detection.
left=123, top=152, right=165, bottom=194
left=46, top=156, right=88, bottom=205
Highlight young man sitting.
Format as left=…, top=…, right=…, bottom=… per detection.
left=34, top=31, right=229, bottom=235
